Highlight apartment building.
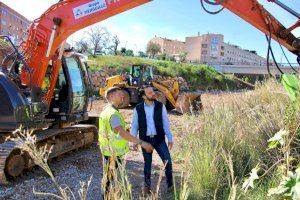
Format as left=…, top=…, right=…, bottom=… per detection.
left=186, top=33, right=224, bottom=63
left=148, top=36, right=185, bottom=56
left=185, top=33, right=268, bottom=65
left=222, top=43, right=268, bottom=65
left=0, top=2, right=31, bottom=45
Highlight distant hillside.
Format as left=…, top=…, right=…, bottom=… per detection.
left=88, top=55, right=248, bottom=90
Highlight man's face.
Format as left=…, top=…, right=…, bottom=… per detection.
left=115, top=90, right=125, bottom=108
left=143, top=87, right=156, bottom=101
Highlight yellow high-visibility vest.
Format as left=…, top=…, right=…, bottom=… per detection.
left=98, top=105, right=129, bottom=156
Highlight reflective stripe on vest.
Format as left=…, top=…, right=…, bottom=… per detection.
left=98, top=105, right=129, bottom=156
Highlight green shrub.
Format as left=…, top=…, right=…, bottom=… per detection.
left=88, top=56, right=243, bottom=91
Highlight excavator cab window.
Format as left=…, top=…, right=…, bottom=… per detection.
left=142, top=66, right=153, bottom=85
left=48, top=66, right=70, bottom=116
left=143, top=66, right=153, bottom=79
left=130, top=65, right=154, bottom=87
left=130, top=65, right=143, bottom=87
left=132, top=66, right=141, bottom=78
left=42, top=66, right=52, bottom=93
left=65, top=57, right=86, bottom=113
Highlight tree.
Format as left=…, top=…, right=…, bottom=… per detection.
left=157, top=53, right=167, bottom=60
left=179, top=52, right=188, bottom=63
left=138, top=51, right=147, bottom=58
left=125, top=49, right=134, bottom=57
left=146, top=42, right=161, bottom=58
left=85, top=25, right=109, bottom=56
left=108, top=35, right=120, bottom=55
left=75, top=38, right=91, bottom=54
left=170, top=56, right=176, bottom=62
left=120, top=47, right=126, bottom=55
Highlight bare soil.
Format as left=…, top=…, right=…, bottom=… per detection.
left=0, top=91, right=243, bottom=200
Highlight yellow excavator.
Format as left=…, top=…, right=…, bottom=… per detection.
left=100, top=64, right=202, bottom=114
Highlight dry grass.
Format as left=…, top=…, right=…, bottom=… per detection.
left=7, top=128, right=190, bottom=200
left=175, top=79, right=293, bottom=199
left=102, top=155, right=191, bottom=200
left=7, top=128, right=92, bottom=200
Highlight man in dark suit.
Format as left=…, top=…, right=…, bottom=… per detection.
left=131, top=86, right=174, bottom=196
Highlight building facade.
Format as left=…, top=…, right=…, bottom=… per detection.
left=0, top=2, right=31, bottom=45
left=185, top=33, right=268, bottom=65
left=186, top=34, right=224, bottom=63
left=148, top=36, right=185, bottom=57
left=222, top=43, right=268, bottom=65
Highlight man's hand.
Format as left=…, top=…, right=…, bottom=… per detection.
left=141, top=142, right=154, bottom=153
left=133, top=143, right=139, bottom=151
left=168, top=142, right=173, bottom=150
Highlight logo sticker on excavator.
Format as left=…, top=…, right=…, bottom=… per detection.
left=73, top=0, right=107, bottom=20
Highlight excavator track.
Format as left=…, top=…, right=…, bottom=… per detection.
left=0, top=124, right=98, bottom=185
left=0, top=141, right=17, bottom=184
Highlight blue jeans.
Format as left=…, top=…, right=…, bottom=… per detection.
left=142, top=136, right=173, bottom=188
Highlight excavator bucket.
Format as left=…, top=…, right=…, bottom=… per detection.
left=175, top=93, right=202, bottom=114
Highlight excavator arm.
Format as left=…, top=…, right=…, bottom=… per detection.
left=214, top=0, right=300, bottom=56
left=20, top=0, right=151, bottom=104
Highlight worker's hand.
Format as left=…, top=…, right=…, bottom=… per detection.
left=141, top=142, right=154, bottom=153
left=133, top=143, right=139, bottom=151
left=168, top=142, right=173, bottom=150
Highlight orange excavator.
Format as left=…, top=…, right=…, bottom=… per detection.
left=0, top=0, right=298, bottom=184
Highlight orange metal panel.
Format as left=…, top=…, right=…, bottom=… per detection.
left=219, top=0, right=299, bottom=55
left=20, top=0, right=151, bottom=105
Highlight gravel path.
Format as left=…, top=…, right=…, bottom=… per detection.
left=0, top=101, right=183, bottom=200
left=0, top=144, right=180, bottom=200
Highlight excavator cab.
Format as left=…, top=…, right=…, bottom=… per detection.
left=47, top=53, right=89, bottom=124
left=129, top=64, right=153, bottom=87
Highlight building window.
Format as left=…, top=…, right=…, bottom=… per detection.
left=202, top=44, right=208, bottom=48
left=201, top=50, right=207, bottom=55
left=220, top=52, right=224, bottom=56
left=1, top=9, right=7, bottom=16
left=221, top=46, right=224, bottom=50
left=2, top=19, right=6, bottom=26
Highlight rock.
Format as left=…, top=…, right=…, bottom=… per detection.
left=100, top=71, right=106, bottom=77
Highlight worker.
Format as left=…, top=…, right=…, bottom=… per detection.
left=98, top=86, right=154, bottom=198
left=131, top=86, right=174, bottom=196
